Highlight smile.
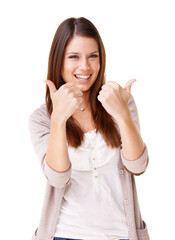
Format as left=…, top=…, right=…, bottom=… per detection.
left=74, top=74, right=92, bottom=80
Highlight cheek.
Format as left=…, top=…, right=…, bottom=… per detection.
left=90, top=59, right=100, bottom=70
left=96, top=59, right=100, bottom=70
left=94, top=62, right=100, bottom=75
left=61, top=62, right=77, bottom=79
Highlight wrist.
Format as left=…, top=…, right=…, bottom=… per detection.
left=51, top=111, right=67, bottom=126
left=114, top=108, right=132, bottom=127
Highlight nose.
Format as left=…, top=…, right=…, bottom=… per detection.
left=79, top=58, right=90, bottom=71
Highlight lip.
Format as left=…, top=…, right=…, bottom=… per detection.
left=74, top=74, right=92, bottom=83
left=74, top=73, right=91, bottom=75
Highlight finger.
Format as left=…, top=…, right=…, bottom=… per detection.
left=73, top=89, right=83, bottom=97
left=106, top=81, right=121, bottom=87
left=63, top=84, right=83, bottom=97
left=63, top=83, right=83, bottom=95
left=43, top=79, right=57, bottom=95
left=64, top=82, right=76, bottom=88
left=124, top=79, right=136, bottom=94
left=106, top=81, right=121, bottom=89
left=101, top=84, right=112, bottom=90
left=101, top=84, right=118, bottom=96
left=75, top=97, right=84, bottom=109
left=99, top=89, right=107, bottom=97
left=97, top=94, right=105, bottom=103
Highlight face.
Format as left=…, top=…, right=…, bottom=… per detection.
left=61, top=35, right=100, bottom=92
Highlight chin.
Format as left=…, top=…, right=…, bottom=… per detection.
left=77, top=80, right=96, bottom=90
left=76, top=85, right=90, bottom=92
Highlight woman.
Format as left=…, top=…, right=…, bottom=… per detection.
left=29, top=17, right=149, bottom=240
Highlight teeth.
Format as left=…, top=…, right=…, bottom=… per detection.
left=75, top=74, right=91, bottom=79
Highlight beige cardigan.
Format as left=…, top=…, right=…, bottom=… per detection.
left=28, top=96, right=150, bottom=240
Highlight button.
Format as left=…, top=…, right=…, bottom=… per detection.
left=92, top=157, right=95, bottom=160
left=119, top=169, right=124, bottom=175
left=94, top=167, right=97, bottom=170
left=91, top=146, right=94, bottom=149
left=128, top=226, right=132, bottom=232
left=95, top=176, right=98, bottom=178
left=124, top=199, right=129, bottom=205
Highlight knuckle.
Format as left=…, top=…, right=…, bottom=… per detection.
left=78, top=96, right=82, bottom=102
left=66, top=88, right=72, bottom=95
left=72, top=97, right=77, bottom=105
left=103, top=97, right=107, bottom=102
left=72, top=96, right=78, bottom=103
left=61, top=83, right=67, bottom=88
left=69, top=91, right=74, bottom=98
left=115, top=84, right=120, bottom=90
left=79, top=91, right=83, bottom=96
left=109, top=87, right=114, bottom=94
left=61, top=85, right=68, bottom=93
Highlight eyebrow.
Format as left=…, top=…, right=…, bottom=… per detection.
left=66, top=51, right=99, bottom=55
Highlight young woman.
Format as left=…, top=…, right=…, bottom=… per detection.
left=29, top=17, right=150, bottom=240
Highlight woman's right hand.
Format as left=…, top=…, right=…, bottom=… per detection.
left=44, top=80, right=83, bottom=122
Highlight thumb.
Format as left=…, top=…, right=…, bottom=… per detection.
left=124, top=79, right=136, bottom=94
left=43, top=79, right=57, bottom=95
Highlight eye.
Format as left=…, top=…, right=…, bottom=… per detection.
left=68, top=55, right=79, bottom=59
left=89, top=54, right=99, bottom=58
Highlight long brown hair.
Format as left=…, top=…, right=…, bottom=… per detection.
left=46, top=17, right=121, bottom=148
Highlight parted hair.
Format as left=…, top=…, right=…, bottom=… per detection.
left=45, top=17, right=121, bottom=148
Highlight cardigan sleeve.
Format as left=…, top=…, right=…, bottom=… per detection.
left=28, top=104, right=71, bottom=188
left=120, top=95, right=149, bottom=175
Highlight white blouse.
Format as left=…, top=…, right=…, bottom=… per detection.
left=55, top=128, right=129, bottom=240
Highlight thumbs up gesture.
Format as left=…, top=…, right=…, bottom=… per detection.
left=97, top=79, right=136, bottom=121
left=44, top=80, right=83, bottom=122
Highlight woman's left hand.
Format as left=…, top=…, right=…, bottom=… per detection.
left=97, top=79, right=136, bottom=121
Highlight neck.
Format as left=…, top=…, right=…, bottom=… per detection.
left=80, top=91, right=90, bottom=108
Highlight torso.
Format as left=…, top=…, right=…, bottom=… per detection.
left=72, top=109, right=96, bottom=134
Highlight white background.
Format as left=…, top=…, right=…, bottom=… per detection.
left=0, top=0, right=175, bottom=239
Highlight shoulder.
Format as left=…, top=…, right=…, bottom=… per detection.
left=29, top=103, right=50, bottom=120
left=28, top=103, right=51, bottom=130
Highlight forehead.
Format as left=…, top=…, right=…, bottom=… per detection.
left=65, top=35, right=98, bottom=53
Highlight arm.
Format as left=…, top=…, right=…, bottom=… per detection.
left=46, top=114, right=71, bottom=173
left=28, top=104, right=71, bottom=188
left=117, top=95, right=144, bottom=160
left=97, top=80, right=149, bottom=175
left=43, top=80, right=83, bottom=174
left=117, top=96, right=149, bottom=175
left=117, top=110, right=144, bottom=160
left=29, top=81, right=83, bottom=187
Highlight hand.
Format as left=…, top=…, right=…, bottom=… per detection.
left=44, top=80, right=83, bottom=122
left=97, top=79, right=136, bottom=121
